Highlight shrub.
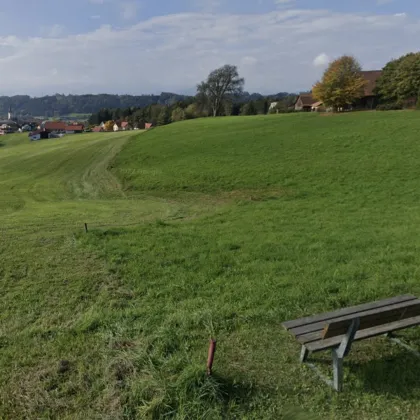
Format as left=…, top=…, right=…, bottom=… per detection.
left=376, top=103, right=403, bottom=111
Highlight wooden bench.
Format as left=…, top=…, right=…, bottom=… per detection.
left=282, top=295, right=420, bottom=391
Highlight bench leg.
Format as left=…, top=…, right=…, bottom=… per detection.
left=332, top=349, right=343, bottom=392
left=300, top=345, right=309, bottom=363
left=387, top=335, right=420, bottom=358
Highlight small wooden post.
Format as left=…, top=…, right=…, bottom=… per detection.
left=207, top=339, right=217, bottom=376
left=84, top=223, right=88, bottom=233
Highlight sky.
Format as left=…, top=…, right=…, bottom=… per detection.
left=0, top=0, right=418, bottom=96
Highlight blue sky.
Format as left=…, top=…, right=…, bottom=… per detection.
left=0, top=0, right=418, bottom=95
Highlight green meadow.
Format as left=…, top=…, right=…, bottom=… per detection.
left=2, top=112, right=420, bottom=419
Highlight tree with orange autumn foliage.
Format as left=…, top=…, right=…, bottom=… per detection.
left=312, top=56, right=366, bottom=111
left=104, top=120, right=114, bottom=131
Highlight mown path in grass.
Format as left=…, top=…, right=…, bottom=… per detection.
left=3, top=113, right=420, bottom=419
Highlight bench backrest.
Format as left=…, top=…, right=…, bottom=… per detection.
left=323, top=300, right=420, bottom=339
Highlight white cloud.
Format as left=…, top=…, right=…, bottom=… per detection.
left=1, top=9, right=420, bottom=96
left=91, top=15, right=101, bottom=20
left=313, top=53, right=330, bottom=67
left=275, top=0, right=295, bottom=4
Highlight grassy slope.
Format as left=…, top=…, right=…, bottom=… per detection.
left=2, top=113, right=420, bottom=418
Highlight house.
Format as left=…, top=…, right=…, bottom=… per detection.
left=356, top=70, right=382, bottom=109
left=29, top=130, right=49, bottom=141
left=0, top=119, right=18, bottom=132
left=92, top=126, right=104, bottom=132
left=269, top=102, right=278, bottom=110
left=65, top=124, right=84, bottom=134
left=145, top=123, right=153, bottom=130
left=113, top=122, right=120, bottom=132
left=121, top=121, right=130, bottom=130
left=297, top=70, right=383, bottom=112
left=43, top=121, right=66, bottom=133
left=99, top=122, right=105, bottom=128
left=21, top=124, right=32, bottom=132
left=294, top=94, right=315, bottom=111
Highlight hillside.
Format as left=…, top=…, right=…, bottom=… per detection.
left=2, top=113, right=420, bottom=419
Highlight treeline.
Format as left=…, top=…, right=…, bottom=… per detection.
left=0, top=93, right=190, bottom=118
left=89, top=92, right=297, bottom=127
left=376, top=52, right=420, bottom=110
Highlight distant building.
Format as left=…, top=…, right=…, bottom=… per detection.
left=294, top=94, right=315, bottom=111
left=65, top=124, right=84, bottom=134
left=357, top=70, right=382, bottom=109
left=29, top=130, right=49, bottom=141
left=92, top=126, right=104, bottom=132
left=296, top=70, right=383, bottom=112
left=121, top=121, right=130, bottom=130
left=145, top=123, right=153, bottom=130
left=43, top=121, right=66, bottom=133
left=113, top=122, right=120, bottom=132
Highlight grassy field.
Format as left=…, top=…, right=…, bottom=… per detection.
left=2, top=113, right=420, bottom=418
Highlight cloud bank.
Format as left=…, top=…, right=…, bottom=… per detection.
left=0, top=9, right=418, bottom=95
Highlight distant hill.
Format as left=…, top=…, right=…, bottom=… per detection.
left=0, top=91, right=295, bottom=119
left=0, top=93, right=190, bottom=118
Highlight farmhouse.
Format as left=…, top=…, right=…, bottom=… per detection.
left=357, top=70, right=383, bottom=109
left=43, top=121, right=66, bottom=133
left=294, top=94, right=315, bottom=111
left=92, top=126, right=104, bottom=132
left=296, top=70, right=383, bottom=111
left=65, top=124, right=84, bottom=134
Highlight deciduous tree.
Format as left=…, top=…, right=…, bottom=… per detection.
left=171, top=107, right=186, bottom=122
left=376, top=53, right=420, bottom=103
left=197, top=65, right=245, bottom=117
left=104, top=120, right=114, bottom=131
left=312, top=55, right=366, bottom=111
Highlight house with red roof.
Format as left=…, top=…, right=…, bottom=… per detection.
left=43, top=121, right=66, bottom=133
left=65, top=124, right=84, bottom=134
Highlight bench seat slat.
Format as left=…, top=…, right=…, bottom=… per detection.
left=282, top=294, right=416, bottom=331
left=305, top=315, right=420, bottom=352
left=288, top=299, right=420, bottom=338
left=298, top=302, right=420, bottom=344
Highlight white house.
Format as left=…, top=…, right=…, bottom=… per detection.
left=269, top=102, right=278, bottom=110
left=29, top=131, right=41, bottom=141
left=113, top=123, right=120, bottom=132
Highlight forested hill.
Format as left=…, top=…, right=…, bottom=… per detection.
left=0, top=93, right=190, bottom=118
left=0, top=91, right=293, bottom=118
